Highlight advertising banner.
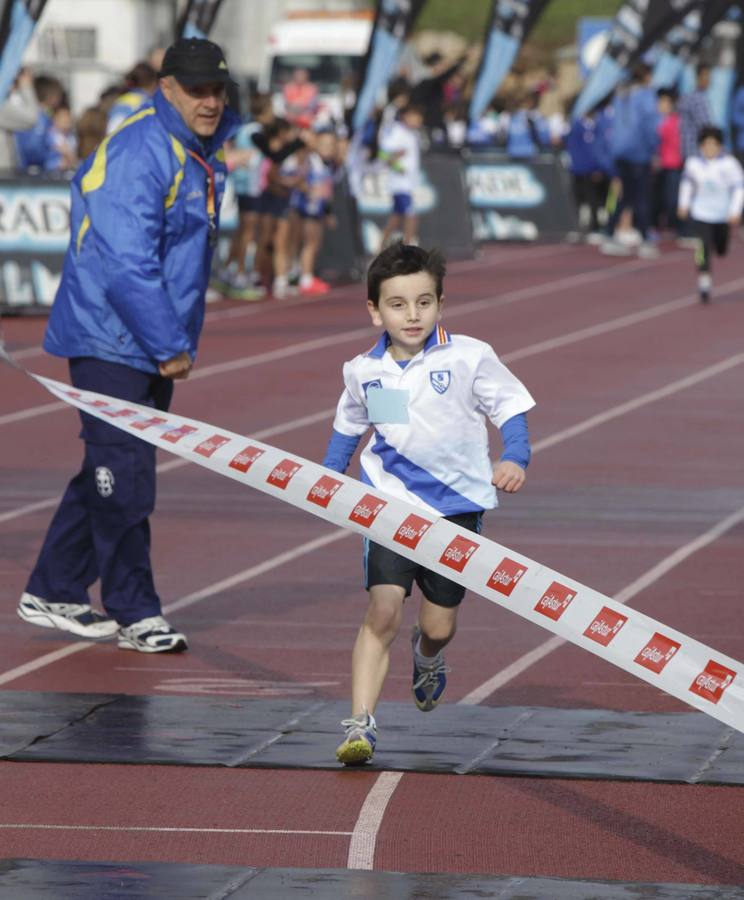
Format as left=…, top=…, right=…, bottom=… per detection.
left=352, top=0, right=426, bottom=134
left=0, top=0, right=48, bottom=103
left=469, top=0, right=552, bottom=123
left=177, top=0, right=226, bottom=40
left=463, top=150, right=578, bottom=242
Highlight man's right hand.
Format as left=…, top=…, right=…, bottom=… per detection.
left=159, top=352, right=192, bottom=380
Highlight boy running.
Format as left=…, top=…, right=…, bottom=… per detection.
left=378, top=105, right=424, bottom=247
left=678, top=125, right=744, bottom=303
left=323, top=242, right=535, bottom=765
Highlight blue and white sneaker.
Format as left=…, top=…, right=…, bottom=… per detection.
left=411, top=625, right=450, bottom=712
left=117, top=616, right=188, bottom=653
left=17, top=592, right=118, bottom=639
left=336, top=710, right=377, bottom=766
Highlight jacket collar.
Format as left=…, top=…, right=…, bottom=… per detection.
left=154, top=89, right=240, bottom=158
left=366, top=326, right=451, bottom=359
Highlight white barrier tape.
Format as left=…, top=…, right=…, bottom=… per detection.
left=6, top=353, right=744, bottom=735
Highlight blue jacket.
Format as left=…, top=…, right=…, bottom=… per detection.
left=609, top=85, right=659, bottom=165
left=565, top=116, right=604, bottom=176
left=15, top=110, right=61, bottom=171
left=506, top=109, right=550, bottom=159
left=44, top=89, right=240, bottom=373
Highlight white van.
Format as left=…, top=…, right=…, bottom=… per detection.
left=259, top=13, right=373, bottom=120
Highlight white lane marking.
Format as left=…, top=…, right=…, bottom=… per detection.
left=0, top=254, right=674, bottom=427
left=0, top=823, right=352, bottom=836
left=0, top=530, right=350, bottom=688
left=346, top=772, right=404, bottom=870
left=458, top=502, right=744, bottom=705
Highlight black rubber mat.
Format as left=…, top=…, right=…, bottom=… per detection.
left=1, top=860, right=742, bottom=899
left=1, top=692, right=742, bottom=785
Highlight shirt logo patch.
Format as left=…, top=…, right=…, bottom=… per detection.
left=95, top=466, right=115, bottom=498
left=430, top=370, right=451, bottom=394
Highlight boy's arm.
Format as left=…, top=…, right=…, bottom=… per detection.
left=322, top=373, right=370, bottom=474
left=677, top=161, right=694, bottom=219
left=492, top=412, right=530, bottom=493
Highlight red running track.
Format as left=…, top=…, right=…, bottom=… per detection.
left=1, top=241, right=743, bottom=883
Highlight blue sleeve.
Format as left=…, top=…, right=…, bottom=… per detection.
left=322, top=428, right=363, bottom=474
left=499, top=412, right=531, bottom=469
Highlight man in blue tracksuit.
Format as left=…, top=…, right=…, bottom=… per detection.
left=18, top=38, right=240, bottom=653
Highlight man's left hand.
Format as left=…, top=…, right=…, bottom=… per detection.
left=159, top=352, right=192, bottom=380
left=492, top=460, right=526, bottom=493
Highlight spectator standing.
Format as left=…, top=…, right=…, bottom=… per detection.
left=50, top=104, right=78, bottom=171
left=282, top=68, right=319, bottom=129
left=505, top=91, right=551, bottom=159
left=107, top=62, right=158, bottom=133
left=76, top=106, right=108, bottom=160
left=606, top=66, right=660, bottom=257
left=565, top=108, right=609, bottom=241
left=0, top=68, right=39, bottom=171
left=14, top=74, right=64, bottom=171
left=678, top=65, right=712, bottom=162
left=654, top=89, right=683, bottom=238
left=17, top=38, right=240, bottom=653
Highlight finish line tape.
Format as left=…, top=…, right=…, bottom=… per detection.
left=5, top=350, right=744, bottom=735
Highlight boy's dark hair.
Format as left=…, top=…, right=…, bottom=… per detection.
left=367, top=242, right=446, bottom=305
left=657, top=87, right=678, bottom=102
left=399, top=103, right=424, bottom=119
left=698, top=125, right=724, bottom=145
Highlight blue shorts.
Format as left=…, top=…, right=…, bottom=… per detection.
left=392, top=192, right=414, bottom=216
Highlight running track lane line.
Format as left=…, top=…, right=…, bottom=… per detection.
left=2, top=347, right=744, bottom=686
left=345, top=354, right=744, bottom=869
left=0, top=824, right=352, bottom=836
left=3, top=274, right=739, bottom=527
left=0, top=253, right=681, bottom=428
left=3, top=355, right=744, bottom=867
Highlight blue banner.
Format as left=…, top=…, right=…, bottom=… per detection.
left=0, top=0, right=48, bottom=104
left=178, top=0, right=225, bottom=40
left=573, top=0, right=699, bottom=119
left=651, top=6, right=703, bottom=89
left=352, top=0, right=425, bottom=133
left=469, top=0, right=552, bottom=124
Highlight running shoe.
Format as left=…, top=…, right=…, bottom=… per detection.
left=336, top=710, right=377, bottom=766
left=411, top=625, right=450, bottom=712
left=117, top=616, right=188, bottom=653
left=226, top=272, right=266, bottom=301
left=698, top=273, right=712, bottom=304
left=17, top=591, right=119, bottom=639
left=300, top=276, right=331, bottom=296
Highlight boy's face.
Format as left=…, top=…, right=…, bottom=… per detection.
left=402, top=109, right=423, bottom=130
left=700, top=136, right=722, bottom=160
left=368, top=271, right=442, bottom=360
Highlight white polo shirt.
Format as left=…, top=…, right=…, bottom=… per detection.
left=679, top=153, right=744, bottom=223
left=379, top=120, right=421, bottom=195
left=331, top=327, right=536, bottom=516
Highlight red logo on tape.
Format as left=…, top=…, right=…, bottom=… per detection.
left=393, top=514, right=432, bottom=549
left=689, top=660, right=736, bottom=704
left=635, top=632, right=681, bottom=674
left=228, top=445, right=264, bottom=473
left=439, top=535, right=480, bottom=573
left=131, top=416, right=167, bottom=431
left=193, top=434, right=231, bottom=458
left=103, top=407, right=137, bottom=419
left=535, top=581, right=576, bottom=621
left=307, top=474, right=343, bottom=508
left=348, top=493, right=387, bottom=527
left=487, top=557, right=528, bottom=597
left=266, top=458, right=302, bottom=489
left=584, top=606, right=627, bottom=646
left=161, top=425, right=198, bottom=444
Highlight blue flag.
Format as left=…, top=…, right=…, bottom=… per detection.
left=0, top=0, right=48, bottom=104
left=178, top=0, right=226, bottom=40
left=469, top=0, right=552, bottom=124
left=573, top=0, right=699, bottom=119
left=352, top=0, right=426, bottom=134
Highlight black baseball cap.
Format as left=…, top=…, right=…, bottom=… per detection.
left=159, top=37, right=234, bottom=86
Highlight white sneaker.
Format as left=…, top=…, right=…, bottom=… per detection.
left=117, top=615, right=188, bottom=653
left=17, top=591, right=118, bottom=639
left=600, top=239, right=632, bottom=256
